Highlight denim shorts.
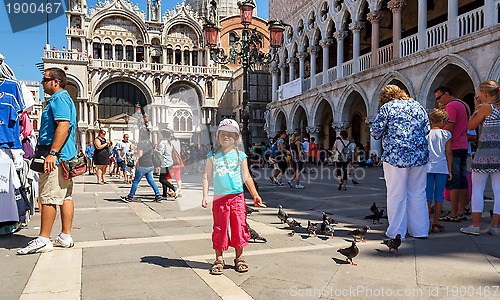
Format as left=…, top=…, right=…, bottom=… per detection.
left=446, top=149, right=468, bottom=190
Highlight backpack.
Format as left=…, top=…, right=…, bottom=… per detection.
left=338, top=140, right=351, bottom=162
left=269, top=142, right=278, bottom=158
left=152, top=148, right=163, bottom=168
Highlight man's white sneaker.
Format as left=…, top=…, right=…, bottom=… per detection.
left=485, top=227, right=500, bottom=236
left=460, top=225, right=480, bottom=236
left=17, top=238, right=53, bottom=255
left=53, top=235, right=75, bottom=248
left=294, top=184, right=305, bottom=189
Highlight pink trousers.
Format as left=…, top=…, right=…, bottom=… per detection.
left=211, top=193, right=250, bottom=252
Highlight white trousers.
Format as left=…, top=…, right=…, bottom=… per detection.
left=384, top=163, right=429, bottom=238
left=471, top=172, right=500, bottom=214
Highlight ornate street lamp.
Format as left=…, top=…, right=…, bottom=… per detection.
left=203, top=0, right=287, bottom=153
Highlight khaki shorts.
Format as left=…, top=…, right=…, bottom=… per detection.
left=39, top=165, right=73, bottom=205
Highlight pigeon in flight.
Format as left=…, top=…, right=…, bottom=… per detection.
left=364, top=209, right=385, bottom=224
left=277, top=205, right=289, bottom=223
left=347, top=226, right=370, bottom=242
left=246, top=205, right=259, bottom=215
left=337, top=241, right=359, bottom=266
left=382, top=234, right=402, bottom=255
left=247, top=225, right=267, bottom=243
left=322, top=212, right=338, bottom=225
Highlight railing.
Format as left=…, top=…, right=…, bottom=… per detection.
left=427, top=23, right=448, bottom=48
left=44, top=50, right=88, bottom=61
left=315, top=72, right=323, bottom=86
left=303, top=77, right=311, bottom=91
left=400, top=34, right=418, bottom=58
left=359, top=53, right=371, bottom=72
left=66, top=27, right=84, bottom=36
left=458, top=7, right=485, bottom=37
left=328, top=66, right=337, bottom=82
left=378, top=44, right=393, bottom=65
left=342, top=60, right=353, bottom=77
left=88, top=59, right=223, bottom=75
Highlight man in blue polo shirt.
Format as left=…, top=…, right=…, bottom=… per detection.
left=18, top=68, right=77, bottom=255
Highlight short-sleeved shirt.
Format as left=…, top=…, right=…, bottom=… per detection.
left=207, top=149, right=247, bottom=196
left=85, top=146, right=94, bottom=159
left=158, top=139, right=173, bottom=167
left=370, top=99, right=430, bottom=168
left=137, top=141, right=153, bottom=167
left=0, top=93, right=21, bottom=148
left=427, top=129, right=452, bottom=174
left=116, top=141, right=131, bottom=159
left=38, top=90, right=77, bottom=163
left=445, top=99, right=470, bottom=150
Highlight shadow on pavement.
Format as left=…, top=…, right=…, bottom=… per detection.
left=140, top=255, right=212, bottom=270
left=0, top=233, right=34, bottom=250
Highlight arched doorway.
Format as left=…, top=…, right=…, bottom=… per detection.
left=292, top=105, right=308, bottom=137
left=315, top=99, right=334, bottom=148
left=275, top=111, right=287, bottom=133
left=342, top=91, right=368, bottom=147
left=428, top=64, right=475, bottom=112
left=98, top=82, right=148, bottom=119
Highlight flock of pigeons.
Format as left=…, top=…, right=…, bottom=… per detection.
left=245, top=202, right=401, bottom=266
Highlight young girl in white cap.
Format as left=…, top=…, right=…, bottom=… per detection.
left=202, top=119, right=265, bottom=275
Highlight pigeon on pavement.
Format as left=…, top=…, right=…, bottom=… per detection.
left=246, top=205, right=259, bottom=215
left=364, top=209, right=385, bottom=224
left=286, top=217, right=302, bottom=228
left=278, top=205, right=289, bottom=223
left=322, top=212, right=339, bottom=225
left=370, top=202, right=379, bottom=214
left=320, top=220, right=335, bottom=237
left=337, top=241, right=359, bottom=266
left=347, top=226, right=370, bottom=242
left=248, top=225, right=267, bottom=243
left=307, top=221, right=318, bottom=236
left=382, top=234, right=402, bottom=255
left=352, top=179, right=360, bottom=185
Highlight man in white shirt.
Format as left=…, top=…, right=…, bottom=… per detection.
left=116, top=134, right=132, bottom=178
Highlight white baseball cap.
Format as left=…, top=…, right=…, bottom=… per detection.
left=217, top=119, right=240, bottom=134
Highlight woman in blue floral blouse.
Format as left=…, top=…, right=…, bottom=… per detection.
left=371, top=85, right=431, bottom=240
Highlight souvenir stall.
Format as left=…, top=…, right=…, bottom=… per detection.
left=0, top=53, right=36, bottom=235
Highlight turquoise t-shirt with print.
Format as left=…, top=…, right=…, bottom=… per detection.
left=207, top=149, right=247, bottom=196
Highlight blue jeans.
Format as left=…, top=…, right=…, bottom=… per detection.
left=128, top=166, right=160, bottom=197
left=426, top=173, right=447, bottom=202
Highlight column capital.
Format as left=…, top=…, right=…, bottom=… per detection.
left=319, top=38, right=333, bottom=48
left=286, top=57, right=298, bottom=64
left=367, top=11, right=384, bottom=23
left=306, top=126, right=320, bottom=133
left=349, top=21, right=365, bottom=32
left=332, top=121, right=349, bottom=131
left=270, top=67, right=280, bottom=75
left=297, top=52, right=307, bottom=60
left=333, top=30, right=348, bottom=41
left=388, top=0, right=406, bottom=13
left=308, top=46, right=319, bottom=55
left=278, top=62, right=287, bottom=69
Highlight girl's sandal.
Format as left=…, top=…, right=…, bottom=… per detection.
left=234, top=258, right=249, bottom=273
left=210, top=259, right=224, bottom=275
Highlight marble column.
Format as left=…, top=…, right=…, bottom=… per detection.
left=279, top=62, right=287, bottom=85
left=418, top=0, right=427, bottom=51
left=447, top=0, right=458, bottom=40
left=349, top=21, right=364, bottom=73
left=162, top=47, right=167, bottom=64
left=83, top=101, right=88, bottom=123
left=298, top=52, right=306, bottom=79
left=388, top=0, right=406, bottom=59
left=484, top=0, right=496, bottom=27
left=80, top=130, right=86, bottom=152
left=320, top=39, right=332, bottom=84
left=287, top=58, right=297, bottom=82
left=309, top=47, right=317, bottom=88
left=78, top=102, right=83, bottom=122
left=367, top=11, right=383, bottom=66
left=334, top=30, right=348, bottom=79
left=133, top=47, right=137, bottom=62
left=89, top=103, right=94, bottom=125
left=80, top=38, right=86, bottom=54
left=271, top=63, right=279, bottom=102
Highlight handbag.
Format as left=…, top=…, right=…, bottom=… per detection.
left=30, top=145, right=52, bottom=173
left=60, top=153, right=87, bottom=180
left=171, top=146, right=184, bottom=168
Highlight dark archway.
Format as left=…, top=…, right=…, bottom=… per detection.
left=428, top=64, right=475, bottom=111
left=315, top=99, right=334, bottom=148
left=98, top=82, right=147, bottom=119
left=276, top=111, right=287, bottom=133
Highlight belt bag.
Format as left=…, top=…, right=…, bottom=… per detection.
left=61, top=154, right=88, bottom=180
left=30, top=145, right=52, bottom=173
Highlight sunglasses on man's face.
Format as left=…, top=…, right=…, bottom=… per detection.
left=41, top=77, right=55, bottom=83
left=435, top=93, right=445, bottom=101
